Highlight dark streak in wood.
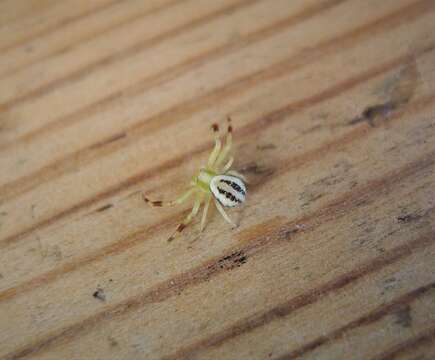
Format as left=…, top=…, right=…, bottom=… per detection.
left=215, top=250, right=248, bottom=270
left=88, top=133, right=127, bottom=150
left=397, top=213, right=422, bottom=223
left=256, top=143, right=277, bottom=150
left=94, top=204, right=113, bottom=213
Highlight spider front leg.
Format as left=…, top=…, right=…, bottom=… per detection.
left=143, top=187, right=195, bottom=207
left=214, top=117, right=233, bottom=171
left=207, top=123, right=222, bottom=168
left=168, top=193, right=203, bottom=242
left=221, top=156, right=234, bottom=173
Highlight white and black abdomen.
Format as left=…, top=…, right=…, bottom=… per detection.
left=210, top=175, right=246, bottom=207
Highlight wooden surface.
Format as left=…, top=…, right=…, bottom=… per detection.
left=0, top=0, right=434, bottom=359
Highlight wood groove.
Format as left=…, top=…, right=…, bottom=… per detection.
left=0, top=0, right=185, bottom=79
left=2, top=2, right=433, bottom=359
left=0, top=0, right=260, bottom=111
left=274, top=283, right=435, bottom=359
left=373, top=326, right=435, bottom=360
left=5, top=209, right=435, bottom=359
left=162, top=151, right=435, bottom=360
left=0, top=1, right=432, bottom=207
left=0, top=1, right=56, bottom=29
left=1, top=42, right=434, bottom=251
left=1, top=91, right=434, bottom=305
left=0, top=0, right=122, bottom=53
left=0, top=0, right=344, bottom=151
left=0, top=0, right=350, bottom=200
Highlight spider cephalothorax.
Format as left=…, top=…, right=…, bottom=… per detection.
left=143, top=117, right=247, bottom=241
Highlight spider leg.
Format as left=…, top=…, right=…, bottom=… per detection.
left=207, top=123, right=222, bottom=168
left=168, top=193, right=202, bottom=242
left=143, top=188, right=195, bottom=207
left=225, top=170, right=247, bottom=183
left=214, top=198, right=237, bottom=228
left=200, top=194, right=212, bottom=232
left=221, top=156, right=234, bottom=173
left=214, top=117, right=233, bottom=170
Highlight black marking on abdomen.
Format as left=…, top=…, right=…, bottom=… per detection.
left=217, top=187, right=242, bottom=203
left=220, top=179, right=246, bottom=196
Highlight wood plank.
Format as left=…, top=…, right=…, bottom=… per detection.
left=0, top=0, right=434, bottom=359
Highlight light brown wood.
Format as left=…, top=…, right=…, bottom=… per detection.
left=0, top=1, right=434, bottom=359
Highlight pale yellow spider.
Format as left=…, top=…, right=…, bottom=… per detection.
left=143, top=117, right=247, bottom=241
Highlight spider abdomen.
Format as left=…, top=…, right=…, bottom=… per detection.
left=210, top=175, right=246, bottom=207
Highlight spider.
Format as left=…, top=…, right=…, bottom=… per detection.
left=143, top=117, right=247, bottom=241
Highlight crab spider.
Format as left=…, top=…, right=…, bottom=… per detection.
left=143, top=117, right=247, bottom=242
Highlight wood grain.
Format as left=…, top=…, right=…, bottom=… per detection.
left=0, top=0, right=434, bottom=359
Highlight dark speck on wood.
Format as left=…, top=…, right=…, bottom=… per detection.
left=93, top=288, right=106, bottom=302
